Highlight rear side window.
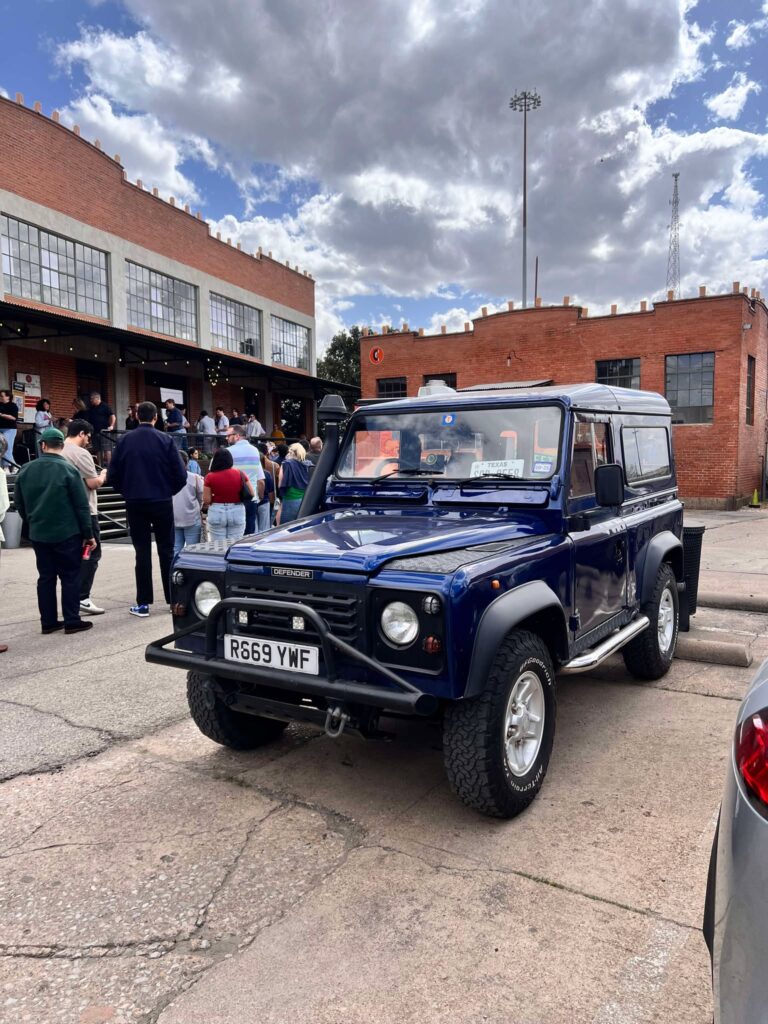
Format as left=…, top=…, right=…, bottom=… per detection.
left=622, top=426, right=671, bottom=483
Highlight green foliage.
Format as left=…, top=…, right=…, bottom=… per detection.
left=317, top=326, right=362, bottom=389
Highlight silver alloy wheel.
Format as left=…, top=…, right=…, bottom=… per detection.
left=658, top=586, right=675, bottom=653
left=503, top=670, right=545, bottom=777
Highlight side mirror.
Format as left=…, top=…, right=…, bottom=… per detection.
left=594, top=463, right=624, bottom=507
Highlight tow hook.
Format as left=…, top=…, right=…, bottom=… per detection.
left=324, top=704, right=350, bottom=739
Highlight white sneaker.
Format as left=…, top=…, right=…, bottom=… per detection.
left=80, top=599, right=105, bottom=615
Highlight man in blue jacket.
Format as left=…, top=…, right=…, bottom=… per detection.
left=107, top=401, right=187, bottom=617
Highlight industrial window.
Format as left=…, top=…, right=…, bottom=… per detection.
left=665, top=352, right=714, bottom=424
left=423, top=373, right=457, bottom=389
left=270, top=315, right=310, bottom=369
left=595, top=358, right=640, bottom=390
left=1, top=213, right=109, bottom=318
left=622, top=426, right=671, bottom=483
left=210, top=293, right=262, bottom=358
left=376, top=377, right=407, bottom=399
left=747, top=355, right=756, bottom=426
left=126, top=261, right=197, bottom=342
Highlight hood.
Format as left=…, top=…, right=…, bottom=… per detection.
left=227, top=508, right=552, bottom=574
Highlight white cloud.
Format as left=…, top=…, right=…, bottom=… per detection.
left=725, top=4, right=768, bottom=49
left=59, top=95, right=210, bottom=204
left=705, top=72, right=761, bottom=121
left=49, top=0, right=768, bottom=346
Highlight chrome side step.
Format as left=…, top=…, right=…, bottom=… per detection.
left=559, top=615, right=650, bottom=675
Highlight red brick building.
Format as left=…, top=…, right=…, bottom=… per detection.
left=1, top=92, right=348, bottom=443
left=360, top=291, right=768, bottom=508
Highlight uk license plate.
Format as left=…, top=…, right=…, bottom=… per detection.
left=223, top=634, right=319, bottom=675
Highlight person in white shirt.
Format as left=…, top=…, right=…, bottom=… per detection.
left=197, top=409, right=216, bottom=453
left=226, top=425, right=265, bottom=534
left=245, top=413, right=265, bottom=439
left=214, top=407, right=230, bottom=438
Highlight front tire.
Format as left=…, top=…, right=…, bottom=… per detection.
left=622, top=563, right=679, bottom=680
left=187, top=672, right=288, bottom=749
left=443, top=630, right=556, bottom=819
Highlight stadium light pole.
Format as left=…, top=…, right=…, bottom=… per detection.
left=509, top=90, right=541, bottom=309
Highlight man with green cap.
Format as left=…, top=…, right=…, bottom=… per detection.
left=13, top=426, right=97, bottom=634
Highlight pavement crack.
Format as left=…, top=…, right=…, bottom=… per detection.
left=0, top=697, right=123, bottom=742
left=356, top=842, right=701, bottom=934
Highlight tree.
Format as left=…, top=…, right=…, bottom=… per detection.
left=316, top=326, right=362, bottom=389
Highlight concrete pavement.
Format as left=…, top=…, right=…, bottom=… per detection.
left=0, top=513, right=763, bottom=1022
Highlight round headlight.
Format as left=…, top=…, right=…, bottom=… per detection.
left=194, top=580, right=221, bottom=618
left=381, top=601, right=419, bottom=647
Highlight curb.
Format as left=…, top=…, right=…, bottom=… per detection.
left=697, top=592, right=768, bottom=614
left=676, top=635, right=752, bottom=668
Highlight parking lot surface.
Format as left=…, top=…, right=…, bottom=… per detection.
left=3, top=512, right=766, bottom=1023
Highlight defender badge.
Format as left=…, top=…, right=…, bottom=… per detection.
left=270, top=567, right=314, bottom=580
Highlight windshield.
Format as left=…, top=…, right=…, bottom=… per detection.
left=336, top=404, right=563, bottom=481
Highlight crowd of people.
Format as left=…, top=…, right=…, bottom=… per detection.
left=2, top=394, right=325, bottom=638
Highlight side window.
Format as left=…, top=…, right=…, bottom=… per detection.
left=621, top=426, right=671, bottom=483
left=570, top=420, right=609, bottom=498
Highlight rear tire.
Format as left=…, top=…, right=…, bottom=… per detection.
left=187, top=672, right=288, bottom=749
left=622, top=563, right=678, bottom=680
left=443, top=630, right=556, bottom=818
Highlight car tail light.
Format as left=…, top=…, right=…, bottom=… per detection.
left=737, top=711, right=768, bottom=805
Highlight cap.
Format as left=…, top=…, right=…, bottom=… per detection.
left=40, top=427, right=65, bottom=444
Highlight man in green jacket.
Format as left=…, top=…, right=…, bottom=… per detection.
left=14, top=427, right=97, bottom=634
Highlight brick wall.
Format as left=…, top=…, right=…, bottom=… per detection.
left=360, top=294, right=768, bottom=506
left=7, top=345, right=84, bottom=422
left=0, top=96, right=314, bottom=317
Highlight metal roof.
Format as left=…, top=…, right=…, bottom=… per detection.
left=359, top=382, right=671, bottom=416
left=459, top=379, right=552, bottom=391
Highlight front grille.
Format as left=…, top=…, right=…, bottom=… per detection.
left=227, top=581, right=363, bottom=646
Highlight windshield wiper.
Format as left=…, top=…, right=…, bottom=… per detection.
left=370, top=468, right=446, bottom=485
left=448, top=472, right=528, bottom=487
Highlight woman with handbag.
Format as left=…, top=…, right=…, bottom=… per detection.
left=202, top=447, right=253, bottom=542
left=277, top=442, right=311, bottom=525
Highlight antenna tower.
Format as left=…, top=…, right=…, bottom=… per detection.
left=666, top=172, right=680, bottom=299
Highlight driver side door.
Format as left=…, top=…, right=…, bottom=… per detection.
left=568, top=417, right=627, bottom=640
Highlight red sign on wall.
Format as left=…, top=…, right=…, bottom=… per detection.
left=369, top=346, right=384, bottom=365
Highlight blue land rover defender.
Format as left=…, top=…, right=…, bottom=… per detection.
left=147, top=382, right=694, bottom=818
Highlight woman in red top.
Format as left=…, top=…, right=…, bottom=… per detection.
left=203, top=448, right=253, bottom=542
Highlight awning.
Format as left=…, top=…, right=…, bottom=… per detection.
left=0, top=299, right=358, bottom=397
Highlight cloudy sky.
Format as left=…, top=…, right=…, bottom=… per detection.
left=2, top=0, right=767, bottom=349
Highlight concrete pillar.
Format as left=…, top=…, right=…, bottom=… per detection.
left=114, top=364, right=130, bottom=417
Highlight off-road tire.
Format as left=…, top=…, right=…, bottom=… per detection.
left=622, top=563, right=678, bottom=680
left=443, top=630, right=556, bottom=819
left=187, top=672, right=288, bottom=749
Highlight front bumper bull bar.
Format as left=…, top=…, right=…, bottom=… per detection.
left=145, top=596, right=439, bottom=716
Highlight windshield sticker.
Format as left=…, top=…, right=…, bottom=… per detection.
left=533, top=461, right=553, bottom=474
left=441, top=413, right=456, bottom=426
left=470, top=459, right=525, bottom=478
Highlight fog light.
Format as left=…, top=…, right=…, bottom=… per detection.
left=422, top=595, right=441, bottom=615
left=171, top=570, right=185, bottom=585
left=237, top=610, right=249, bottom=625
left=292, top=616, right=305, bottom=631
left=423, top=635, right=442, bottom=655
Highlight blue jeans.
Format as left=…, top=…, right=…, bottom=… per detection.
left=256, top=502, right=272, bottom=532
left=207, top=502, right=245, bottom=542
left=280, top=497, right=303, bottom=524
left=1, top=427, right=18, bottom=468
left=174, top=523, right=202, bottom=556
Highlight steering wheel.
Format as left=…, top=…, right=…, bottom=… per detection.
left=372, top=457, right=403, bottom=477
